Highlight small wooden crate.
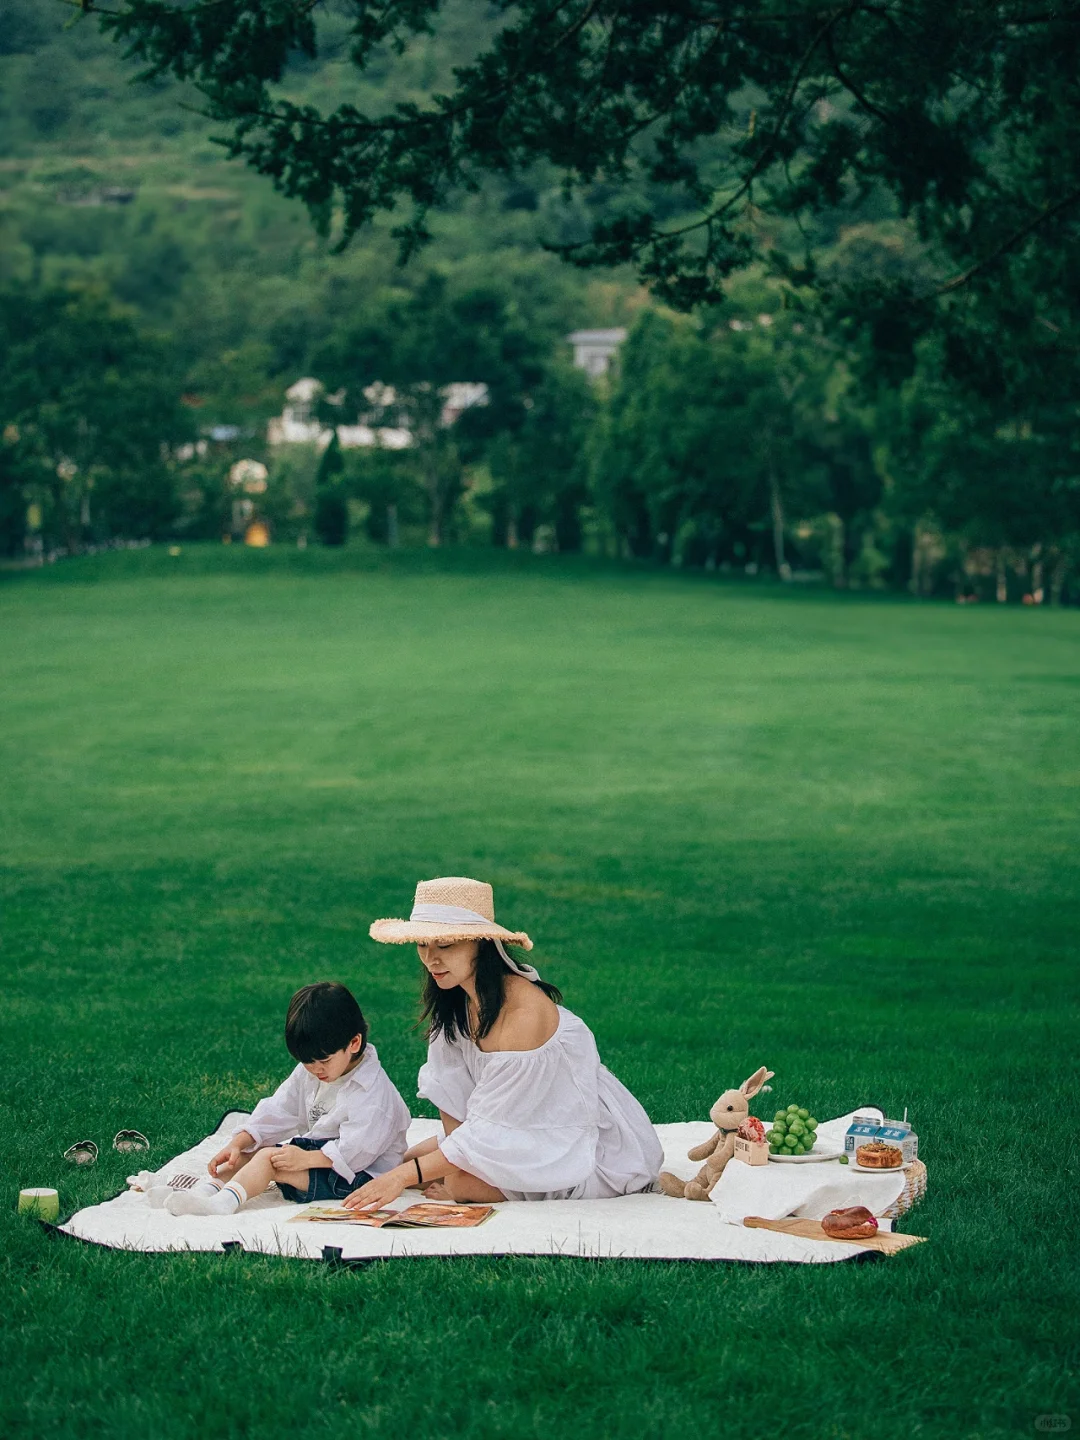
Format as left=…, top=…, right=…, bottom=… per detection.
left=733, top=1136, right=769, bottom=1167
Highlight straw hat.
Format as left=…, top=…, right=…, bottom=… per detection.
left=369, top=877, right=533, bottom=950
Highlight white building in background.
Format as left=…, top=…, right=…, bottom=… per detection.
left=267, top=378, right=333, bottom=447
left=267, top=378, right=488, bottom=451
left=334, top=422, right=413, bottom=451
left=567, top=328, right=627, bottom=379
left=440, top=382, right=489, bottom=425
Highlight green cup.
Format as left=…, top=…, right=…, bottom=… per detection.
left=18, top=1188, right=60, bottom=1223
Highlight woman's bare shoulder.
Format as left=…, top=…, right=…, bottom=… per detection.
left=485, top=980, right=559, bottom=1053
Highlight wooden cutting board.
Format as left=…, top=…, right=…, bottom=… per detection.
left=743, top=1216, right=927, bottom=1254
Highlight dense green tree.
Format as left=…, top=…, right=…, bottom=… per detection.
left=314, top=274, right=551, bottom=544
left=0, top=0, right=51, bottom=56
left=594, top=302, right=847, bottom=570
left=477, top=360, right=596, bottom=552
left=314, top=428, right=344, bottom=490
left=311, top=430, right=348, bottom=546
left=0, top=286, right=193, bottom=551
left=350, top=446, right=421, bottom=546
left=91, top=0, right=1080, bottom=320
left=874, top=339, right=1080, bottom=600
left=313, top=487, right=348, bottom=546
left=0, top=440, right=26, bottom=558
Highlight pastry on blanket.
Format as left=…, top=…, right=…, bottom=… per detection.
left=856, top=1140, right=903, bottom=1169
left=821, top=1205, right=879, bottom=1239
left=658, top=1067, right=774, bottom=1201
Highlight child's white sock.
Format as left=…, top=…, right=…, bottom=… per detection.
left=143, top=1174, right=223, bottom=1208
left=166, top=1181, right=246, bottom=1217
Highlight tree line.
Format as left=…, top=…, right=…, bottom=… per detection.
left=3, top=0, right=1078, bottom=601
left=2, top=270, right=1076, bottom=603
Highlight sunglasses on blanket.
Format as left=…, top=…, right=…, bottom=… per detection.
left=62, top=1132, right=150, bottom=1165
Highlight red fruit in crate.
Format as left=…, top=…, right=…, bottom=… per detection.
left=739, top=1116, right=767, bottom=1143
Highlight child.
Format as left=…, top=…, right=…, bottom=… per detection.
left=164, top=981, right=411, bottom=1216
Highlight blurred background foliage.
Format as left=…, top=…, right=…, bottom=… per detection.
left=0, top=0, right=1077, bottom=602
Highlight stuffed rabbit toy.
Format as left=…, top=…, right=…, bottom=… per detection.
left=658, top=1066, right=775, bottom=1200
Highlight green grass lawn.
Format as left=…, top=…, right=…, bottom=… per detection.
left=1, top=545, right=1077, bottom=1439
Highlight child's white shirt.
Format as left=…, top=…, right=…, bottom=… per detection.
left=244, top=1044, right=410, bottom=1183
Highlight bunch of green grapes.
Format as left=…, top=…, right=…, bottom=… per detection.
left=766, top=1105, right=818, bottom=1155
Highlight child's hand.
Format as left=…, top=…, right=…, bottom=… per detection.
left=269, top=1144, right=308, bottom=1172
left=208, top=1144, right=241, bottom=1177
left=208, top=1132, right=253, bottom=1177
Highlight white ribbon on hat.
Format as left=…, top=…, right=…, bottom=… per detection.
left=409, top=903, right=540, bottom=982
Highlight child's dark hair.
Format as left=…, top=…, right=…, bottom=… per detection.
left=285, top=982, right=368, bottom=1063
left=421, top=939, right=562, bottom=1043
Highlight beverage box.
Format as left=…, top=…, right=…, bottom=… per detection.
left=844, top=1115, right=880, bottom=1157
left=877, top=1122, right=918, bottom=1164
left=733, top=1135, right=769, bottom=1166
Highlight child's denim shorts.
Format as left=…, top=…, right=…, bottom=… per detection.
left=274, top=1137, right=373, bottom=1204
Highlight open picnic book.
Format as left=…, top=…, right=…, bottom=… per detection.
left=292, top=1202, right=496, bottom=1229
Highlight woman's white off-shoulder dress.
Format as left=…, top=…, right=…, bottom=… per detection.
left=417, top=1005, right=663, bottom=1201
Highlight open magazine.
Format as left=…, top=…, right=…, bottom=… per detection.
left=292, top=1202, right=496, bottom=1229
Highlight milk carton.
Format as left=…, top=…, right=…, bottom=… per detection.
left=878, top=1120, right=918, bottom=1164
left=844, top=1113, right=880, bottom=1158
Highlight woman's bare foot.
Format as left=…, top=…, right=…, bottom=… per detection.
left=421, top=1180, right=453, bottom=1200
left=426, top=1169, right=506, bottom=1203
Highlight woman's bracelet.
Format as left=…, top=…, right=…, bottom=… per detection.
left=414, top=1157, right=424, bottom=1186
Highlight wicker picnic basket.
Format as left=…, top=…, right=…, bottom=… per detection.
left=880, top=1159, right=927, bottom=1219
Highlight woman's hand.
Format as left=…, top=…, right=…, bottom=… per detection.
left=343, top=1166, right=410, bottom=1212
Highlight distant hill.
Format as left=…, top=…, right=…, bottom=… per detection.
left=0, top=0, right=640, bottom=417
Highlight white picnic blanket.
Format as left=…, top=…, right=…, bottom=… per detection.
left=59, top=1111, right=908, bottom=1265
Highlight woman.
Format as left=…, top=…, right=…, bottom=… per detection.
left=344, top=876, right=662, bottom=1208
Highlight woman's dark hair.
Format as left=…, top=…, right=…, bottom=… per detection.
left=285, top=982, right=369, bottom=1063
left=422, top=939, right=562, bottom=1043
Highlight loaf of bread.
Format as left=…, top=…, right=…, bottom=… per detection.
left=821, top=1206, right=879, bottom=1239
